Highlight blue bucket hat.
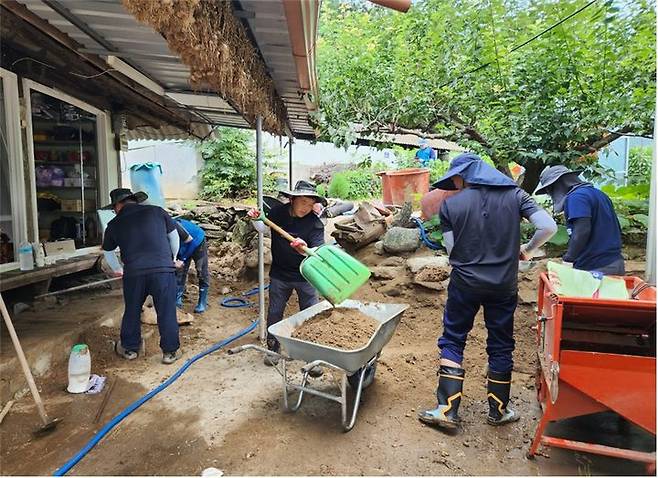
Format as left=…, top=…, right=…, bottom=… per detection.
left=432, top=153, right=517, bottom=190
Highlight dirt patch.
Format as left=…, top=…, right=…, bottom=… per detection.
left=292, top=308, right=380, bottom=350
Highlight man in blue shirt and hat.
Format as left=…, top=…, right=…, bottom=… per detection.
left=418, top=153, right=557, bottom=431
left=415, top=138, right=437, bottom=167
left=174, top=219, right=210, bottom=313
left=534, top=165, right=625, bottom=275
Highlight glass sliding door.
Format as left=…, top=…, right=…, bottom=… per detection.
left=29, top=91, right=101, bottom=247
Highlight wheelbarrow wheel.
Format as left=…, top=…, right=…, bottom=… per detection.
left=347, top=362, right=377, bottom=390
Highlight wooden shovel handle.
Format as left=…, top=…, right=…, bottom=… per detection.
left=260, top=217, right=313, bottom=255
left=0, top=294, right=50, bottom=426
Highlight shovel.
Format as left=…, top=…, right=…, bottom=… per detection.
left=0, top=294, right=60, bottom=435
left=259, top=217, right=371, bottom=305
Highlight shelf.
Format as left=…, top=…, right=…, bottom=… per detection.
left=34, top=161, right=97, bottom=167
left=34, top=140, right=96, bottom=147
left=37, top=186, right=97, bottom=190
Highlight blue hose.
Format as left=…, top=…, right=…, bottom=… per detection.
left=412, top=217, right=442, bottom=251
left=53, top=319, right=258, bottom=475
left=220, top=284, right=269, bottom=308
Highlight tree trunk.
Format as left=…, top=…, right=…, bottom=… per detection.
left=521, top=158, right=544, bottom=193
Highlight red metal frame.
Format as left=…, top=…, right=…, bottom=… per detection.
left=529, top=273, right=656, bottom=468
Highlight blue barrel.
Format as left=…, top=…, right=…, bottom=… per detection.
left=129, top=162, right=165, bottom=208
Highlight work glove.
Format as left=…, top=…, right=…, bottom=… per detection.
left=247, top=208, right=265, bottom=221
left=290, top=238, right=308, bottom=255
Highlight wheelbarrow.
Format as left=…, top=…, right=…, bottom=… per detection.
left=228, top=299, right=408, bottom=431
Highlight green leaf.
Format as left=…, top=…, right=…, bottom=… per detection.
left=630, top=214, right=649, bottom=228
left=548, top=225, right=570, bottom=246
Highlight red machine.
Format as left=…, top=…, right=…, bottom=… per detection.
left=529, top=274, right=656, bottom=467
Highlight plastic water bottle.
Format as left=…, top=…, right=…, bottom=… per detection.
left=18, top=242, right=34, bottom=271
left=67, top=344, right=91, bottom=393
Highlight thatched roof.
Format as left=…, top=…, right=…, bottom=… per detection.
left=123, top=0, right=288, bottom=134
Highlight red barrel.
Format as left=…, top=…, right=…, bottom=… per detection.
left=377, top=168, right=430, bottom=205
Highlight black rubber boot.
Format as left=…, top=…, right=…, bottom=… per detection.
left=487, top=370, right=520, bottom=426
left=418, top=366, right=465, bottom=430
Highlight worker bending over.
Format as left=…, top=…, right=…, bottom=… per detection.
left=174, top=218, right=210, bottom=313
left=418, top=154, right=557, bottom=430
left=248, top=181, right=326, bottom=374
left=534, top=165, right=625, bottom=275
left=102, top=188, right=182, bottom=364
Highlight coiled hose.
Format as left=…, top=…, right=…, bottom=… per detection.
left=54, top=312, right=259, bottom=475
left=220, top=284, right=269, bottom=308
left=412, top=217, right=442, bottom=250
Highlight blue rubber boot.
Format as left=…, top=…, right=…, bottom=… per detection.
left=175, top=286, right=184, bottom=309
left=194, top=287, right=209, bottom=314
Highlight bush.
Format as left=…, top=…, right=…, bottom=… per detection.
left=198, top=128, right=254, bottom=199
left=627, top=146, right=652, bottom=185
left=328, top=169, right=381, bottom=199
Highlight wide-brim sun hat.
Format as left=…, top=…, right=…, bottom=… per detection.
left=534, top=166, right=584, bottom=195
left=280, top=180, right=327, bottom=206
left=102, top=188, right=148, bottom=209
left=432, top=153, right=482, bottom=190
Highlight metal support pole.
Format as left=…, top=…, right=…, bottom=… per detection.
left=288, top=136, right=294, bottom=190
left=646, top=112, right=657, bottom=284
left=256, top=116, right=266, bottom=342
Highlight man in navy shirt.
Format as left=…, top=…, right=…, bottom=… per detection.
left=418, top=154, right=557, bottom=431
left=535, top=165, right=625, bottom=275
left=174, top=219, right=209, bottom=314
left=102, top=188, right=182, bottom=364
left=248, top=181, right=326, bottom=371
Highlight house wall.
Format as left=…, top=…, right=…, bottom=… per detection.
left=598, top=135, right=654, bottom=184
left=123, top=140, right=203, bottom=199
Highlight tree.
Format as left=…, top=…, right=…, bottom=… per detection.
left=315, top=0, right=656, bottom=191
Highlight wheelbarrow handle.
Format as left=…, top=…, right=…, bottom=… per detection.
left=260, top=217, right=314, bottom=255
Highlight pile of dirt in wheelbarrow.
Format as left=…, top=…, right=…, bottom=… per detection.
left=292, top=308, right=380, bottom=350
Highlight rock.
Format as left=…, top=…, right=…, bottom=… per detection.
left=142, top=305, right=192, bottom=325
left=220, top=286, right=231, bottom=295
left=199, top=223, right=224, bottom=231
left=244, top=247, right=272, bottom=268
left=373, top=241, right=385, bottom=255
left=518, top=288, right=536, bottom=304
left=379, top=256, right=406, bottom=267
left=370, top=266, right=406, bottom=280
left=414, top=266, right=450, bottom=283
left=232, top=219, right=256, bottom=247
left=205, top=230, right=227, bottom=242
left=192, top=205, right=219, bottom=216
left=380, top=283, right=402, bottom=297
left=406, top=255, right=450, bottom=274
left=414, top=280, right=447, bottom=291
left=383, top=227, right=420, bottom=253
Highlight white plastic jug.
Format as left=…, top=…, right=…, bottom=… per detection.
left=67, top=344, right=91, bottom=393
left=18, top=242, right=34, bottom=271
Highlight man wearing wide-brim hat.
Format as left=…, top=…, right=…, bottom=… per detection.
left=248, top=180, right=326, bottom=374
left=534, top=165, right=625, bottom=275
left=102, top=188, right=183, bottom=365
left=418, top=153, right=557, bottom=431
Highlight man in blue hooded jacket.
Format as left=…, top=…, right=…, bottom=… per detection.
left=174, top=218, right=209, bottom=313
left=418, top=153, right=557, bottom=431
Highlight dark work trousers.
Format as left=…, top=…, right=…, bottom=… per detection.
left=176, top=240, right=210, bottom=291
left=437, top=281, right=518, bottom=373
left=266, top=276, right=318, bottom=351
left=122, top=272, right=180, bottom=353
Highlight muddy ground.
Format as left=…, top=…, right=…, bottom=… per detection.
left=0, top=245, right=653, bottom=476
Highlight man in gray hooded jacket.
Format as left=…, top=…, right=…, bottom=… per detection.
left=418, top=153, right=557, bottom=431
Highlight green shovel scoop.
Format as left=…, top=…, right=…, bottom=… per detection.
left=255, top=215, right=371, bottom=305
